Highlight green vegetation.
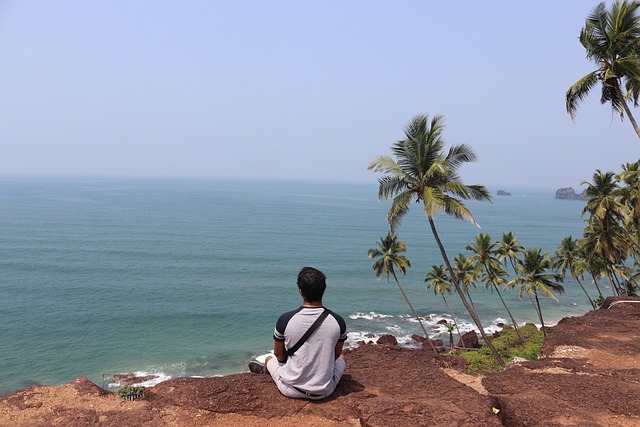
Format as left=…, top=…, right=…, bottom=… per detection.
left=508, top=249, right=565, bottom=337
left=368, top=114, right=504, bottom=367
left=367, top=0, right=640, bottom=375
left=454, top=324, right=544, bottom=376
left=115, top=385, right=145, bottom=399
left=369, top=139, right=640, bottom=371
left=467, top=233, right=525, bottom=344
left=594, top=295, right=606, bottom=308
left=566, top=0, right=640, bottom=140
left=368, top=231, right=440, bottom=355
left=554, top=236, right=596, bottom=309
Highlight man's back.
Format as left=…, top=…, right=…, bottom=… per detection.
left=274, top=306, right=347, bottom=394
left=255, top=267, right=348, bottom=400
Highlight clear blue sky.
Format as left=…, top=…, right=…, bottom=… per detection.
left=1, top=0, right=639, bottom=189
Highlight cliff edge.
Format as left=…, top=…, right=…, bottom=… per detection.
left=2, top=297, right=639, bottom=426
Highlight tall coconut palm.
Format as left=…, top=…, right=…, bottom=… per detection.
left=618, top=160, right=640, bottom=245
left=583, top=170, right=626, bottom=223
left=508, top=248, right=565, bottom=337
left=369, top=114, right=504, bottom=366
left=582, top=170, right=632, bottom=295
left=425, top=264, right=466, bottom=349
left=368, top=230, right=439, bottom=355
left=566, top=0, right=640, bottom=140
left=617, top=161, right=640, bottom=292
left=467, top=233, right=524, bottom=343
left=554, top=236, right=596, bottom=309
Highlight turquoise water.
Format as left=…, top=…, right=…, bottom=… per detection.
left=0, top=178, right=592, bottom=394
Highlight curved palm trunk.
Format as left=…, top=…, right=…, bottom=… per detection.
left=590, top=270, right=604, bottom=297
left=427, top=217, right=505, bottom=367
left=491, top=283, right=524, bottom=344
left=482, top=261, right=524, bottom=344
left=574, top=274, right=596, bottom=309
left=606, top=270, right=621, bottom=296
left=533, top=290, right=547, bottom=337
left=614, top=81, right=640, bottom=140
left=442, top=295, right=467, bottom=349
left=391, top=270, right=439, bottom=355
left=626, top=265, right=640, bottom=288
left=611, top=271, right=625, bottom=295
left=464, top=289, right=476, bottom=311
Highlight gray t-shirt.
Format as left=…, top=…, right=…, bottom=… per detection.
left=273, top=306, right=347, bottom=394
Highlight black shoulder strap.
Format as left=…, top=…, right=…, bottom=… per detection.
left=286, top=308, right=330, bottom=357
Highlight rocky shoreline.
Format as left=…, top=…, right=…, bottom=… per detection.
left=1, top=296, right=639, bottom=426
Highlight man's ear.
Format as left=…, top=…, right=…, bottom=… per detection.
left=298, top=288, right=304, bottom=297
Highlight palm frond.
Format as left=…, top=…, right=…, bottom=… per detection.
left=441, top=195, right=479, bottom=226
left=368, top=155, right=404, bottom=176
left=445, top=143, right=478, bottom=169
left=388, top=190, right=413, bottom=230
left=566, top=71, right=601, bottom=120
left=377, top=175, right=409, bottom=201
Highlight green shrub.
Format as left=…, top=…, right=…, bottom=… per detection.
left=454, top=324, right=545, bottom=375
left=115, top=385, right=145, bottom=399
left=594, top=295, right=605, bottom=308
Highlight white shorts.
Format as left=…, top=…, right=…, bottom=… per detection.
left=266, top=357, right=346, bottom=400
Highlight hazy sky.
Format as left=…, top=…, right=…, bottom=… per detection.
left=1, top=1, right=639, bottom=188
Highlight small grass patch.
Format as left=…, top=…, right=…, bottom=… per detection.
left=451, top=323, right=544, bottom=375
left=115, top=385, right=145, bottom=400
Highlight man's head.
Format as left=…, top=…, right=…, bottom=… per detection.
left=297, top=267, right=326, bottom=303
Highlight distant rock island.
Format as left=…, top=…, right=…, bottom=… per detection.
left=497, top=190, right=511, bottom=196
left=555, top=187, right=586, bottom=200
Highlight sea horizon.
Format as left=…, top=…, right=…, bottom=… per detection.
left=0, top=173, right=571, bottom=192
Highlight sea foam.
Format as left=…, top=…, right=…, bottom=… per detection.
left=131, top=371, right=172, bottom=387
left=349, top=312, right=393, bottom=320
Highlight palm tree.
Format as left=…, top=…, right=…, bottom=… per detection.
left=579, top=242, right=606, bottom=298
left=496, top=231, right=524, bottom=273
left=566, top=0, right=640, bottom=140
left=554, top=236, right=596, bottom=309
left=618, top=160, right=640, bottom=247
left=508, top=248, right=565, bottom=337
left=467, top=233, right=524, bottom=343
left=368, top=230, right=439, bottom=355
left=425, top=264, right=466, bottom=349
left=582, top=170, right=633, bottom=295
left=453, top=253, right=477, bottom=310
left=444, top=321, right=456, bottom=351
left=617, top=161, right=640, bottom=294
left=369, top=114, right=504, bottom=366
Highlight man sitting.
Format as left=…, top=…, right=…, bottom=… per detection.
left=249, top=267, right=347, bottom=399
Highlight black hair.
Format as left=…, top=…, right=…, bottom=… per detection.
left=297, top=266, right=326, bottom=302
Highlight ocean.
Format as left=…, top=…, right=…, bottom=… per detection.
left=0, top=178, right=593, bottom=395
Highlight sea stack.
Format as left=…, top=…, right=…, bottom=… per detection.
left=555, top=187, right=586, bottom=200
